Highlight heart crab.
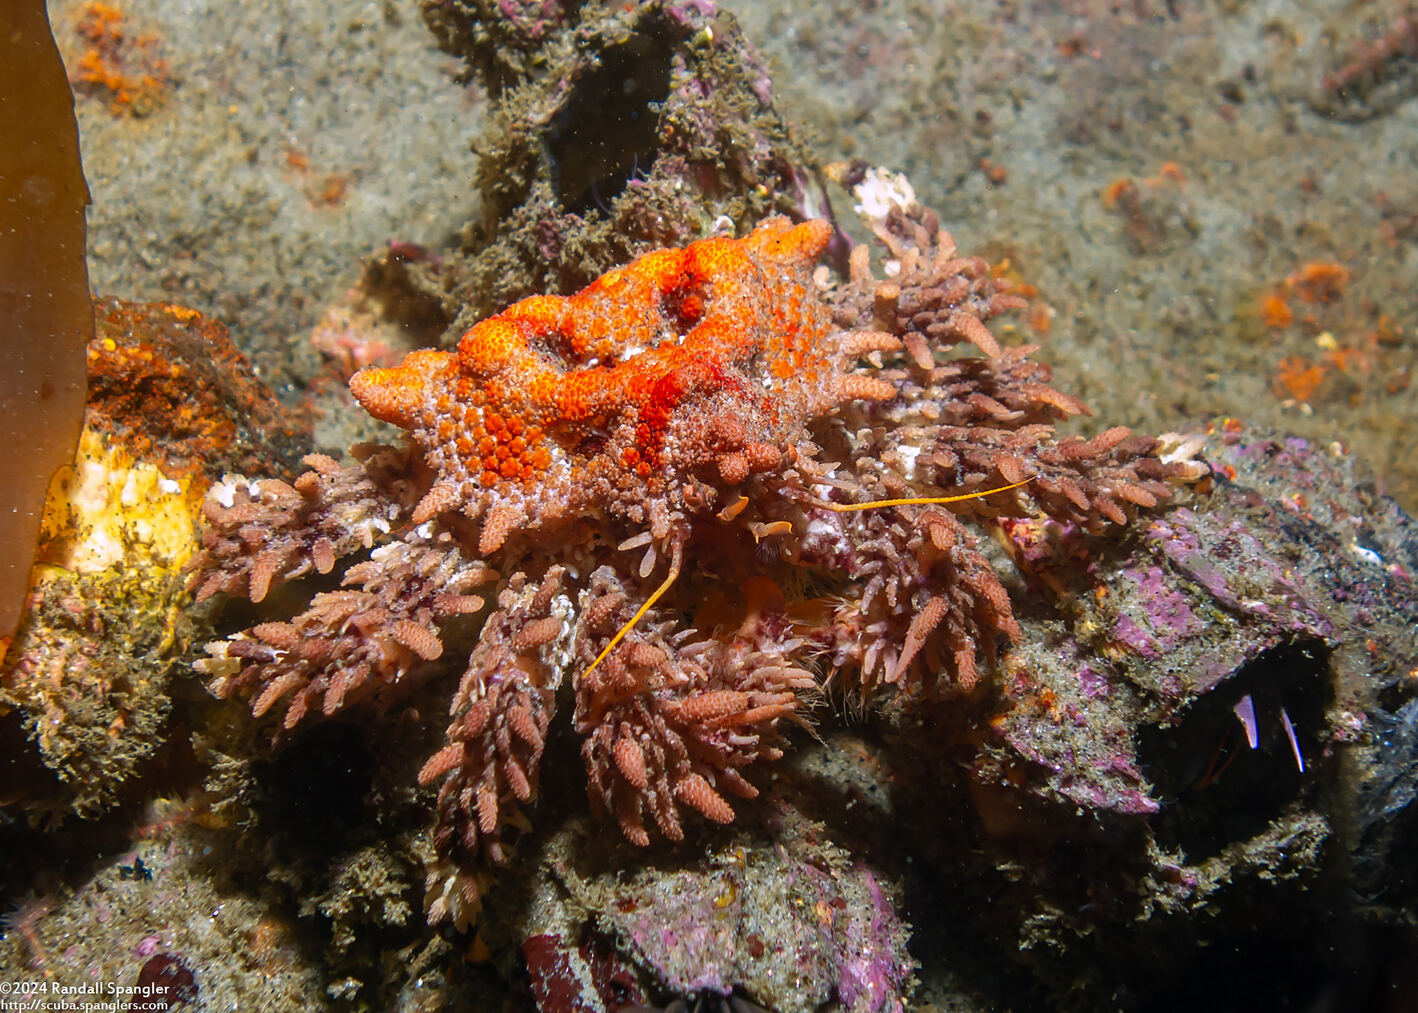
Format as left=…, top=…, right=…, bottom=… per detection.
left=192, top=182, right=1200, bottom=926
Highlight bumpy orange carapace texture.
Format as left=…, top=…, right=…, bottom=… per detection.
left=349, top=219, right=887, bottom=549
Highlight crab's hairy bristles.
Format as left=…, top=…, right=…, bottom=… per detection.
left=825, top=477, right=1034, bottom=512
left=581, top=539, right=684, bottom=681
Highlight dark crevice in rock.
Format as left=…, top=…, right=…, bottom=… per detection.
left=1138, top=637, right=1331, bottom=861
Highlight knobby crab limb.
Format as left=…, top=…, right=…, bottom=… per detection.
left=573, top=566, right=814, bottom=848
left=417, top=568, right=574, bottom=928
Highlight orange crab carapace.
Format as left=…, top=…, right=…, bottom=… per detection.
left=348, top=218, right=895, bottom=555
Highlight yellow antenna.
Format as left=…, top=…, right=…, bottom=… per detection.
left=583, top=541, right=683, bottom=680
left=824, top=477, right=1033, bottom=512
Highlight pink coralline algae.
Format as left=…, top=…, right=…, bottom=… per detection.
left=190, top=180, right=1203, bottom=927
left=986, top=425, right=1349, bottom=820
left=520, top=801, right=914, bottom=1013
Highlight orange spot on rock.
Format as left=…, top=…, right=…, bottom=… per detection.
left=1101, top=179, right=1135, bottom=210
left=1285, top=262, right=1350, bottom=304
left=978, top=158, right=1008, bottom=185
left=316, top=173, right=350, bottom=207
left=1274, top=355, right=1328, bottom=402
left=1261, top=294, right=1293, bottom=329
left=69, top=2, right=172, bottom=117
left=1026, top=302, right=1053, bottom=336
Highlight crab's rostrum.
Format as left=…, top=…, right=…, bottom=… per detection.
left=192, top=185, right=1201, bottom=927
